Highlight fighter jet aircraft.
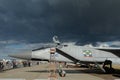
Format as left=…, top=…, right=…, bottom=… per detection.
left=9, top=36, right=120, bottom=73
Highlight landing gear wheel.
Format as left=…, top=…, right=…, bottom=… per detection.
left=104, top=67, right=115, bottom=74
left=103, top=60, right=115, bottom=74
left=59, top=70, right=66, bottom=77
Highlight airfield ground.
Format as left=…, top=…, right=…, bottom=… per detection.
left=0, top=64, right=120, bottom=80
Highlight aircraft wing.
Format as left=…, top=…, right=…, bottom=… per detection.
left=94, top=47, right=120, bottom=57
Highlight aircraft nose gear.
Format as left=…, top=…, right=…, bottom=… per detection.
left=58, top=62, right=66, bottom=77
left=58, top=70, right=66, bottom=77
left=103, top=60, right=115, bottom=73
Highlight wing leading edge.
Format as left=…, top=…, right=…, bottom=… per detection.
left=95, top=47, right=120, bottom=57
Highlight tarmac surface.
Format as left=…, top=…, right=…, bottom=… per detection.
left=0, top=64, right=120, bottom=80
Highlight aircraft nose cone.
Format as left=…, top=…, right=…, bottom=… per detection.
left=8, top=51, right=32, bottom=60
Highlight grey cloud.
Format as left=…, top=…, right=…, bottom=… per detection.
left=0, top=0, right=119, bottom=44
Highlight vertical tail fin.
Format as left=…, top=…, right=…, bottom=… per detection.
left=53, top=36, right=60, bottom=45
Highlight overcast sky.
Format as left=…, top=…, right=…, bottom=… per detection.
left=0, top=0, right=120, bottom=58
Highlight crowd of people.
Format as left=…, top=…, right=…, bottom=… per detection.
left=0, top=59, right=40, bottom=71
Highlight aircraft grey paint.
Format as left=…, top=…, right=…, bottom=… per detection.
left=56, top=44, right=120, bottom=65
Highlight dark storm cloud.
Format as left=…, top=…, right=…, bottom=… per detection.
left=0, top=0, right=120, bottom=44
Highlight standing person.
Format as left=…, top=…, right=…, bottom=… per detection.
left=37, top=62, right=39, bottom=65
left=0, top=62, right=2, bottom=71
left=28, top=61, right=31, bottom=67
left=2, top=60, right=6, bottom=70
left=0, top=62, right=4, bottom=71
left=12, top=60, right=17, bottom=68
